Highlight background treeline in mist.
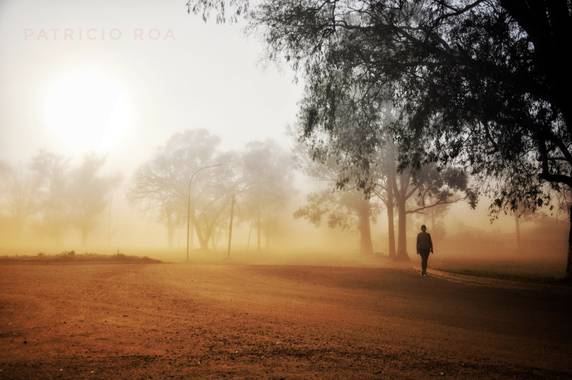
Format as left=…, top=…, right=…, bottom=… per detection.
left=0, top=153, right=119, bottom=247
left=0, top=123, right=567, bottom=264
left=0, top=130, right=294, bottom=252
left=127, top=129, right=294, bottom=251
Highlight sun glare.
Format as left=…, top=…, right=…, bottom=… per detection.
left=42, top=68, right=132, bottom=154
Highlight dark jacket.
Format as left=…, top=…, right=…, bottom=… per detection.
left=416, top=231, right=433, bottom=254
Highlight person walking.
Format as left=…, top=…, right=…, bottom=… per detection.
left=416, top=225, right=434, bottom=277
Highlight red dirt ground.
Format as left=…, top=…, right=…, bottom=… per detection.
left=0, top=263, right=571, bottom=379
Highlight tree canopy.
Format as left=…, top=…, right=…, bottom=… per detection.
left=187, top=0, right=572, bottom=274
left=188, top=0, right=571, bottom=211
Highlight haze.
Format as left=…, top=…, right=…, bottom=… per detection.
left=0, top=0, right=568, bottom=271
left=2, top=1, right=572, bottom=379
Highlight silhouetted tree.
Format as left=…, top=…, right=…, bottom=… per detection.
left=1, top=154, right=117, bottom=247
left=29, top=151, right=70, bottom=244
left=297, top=74, right=474, bottom=259
left=195, top=150, right=240, bottom=250
left=239, top=140, right=294, bottom=251
left=189, top=0, right=572, bottom=276
left=392, top=162, right=476, bottom=259
left=295, top=190, right=378, bottom=255
left=0, top=162, right=35, bottom=241
left=293, top=131, right=377, bottom=255
left=129, top=129, right=234, bottom=250
left=261, top=0, right=572, bottom=273
left=68, top=155, right=119, bottom=246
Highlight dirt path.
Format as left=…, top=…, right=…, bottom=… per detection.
left=0, top=263, right=571, bottom=379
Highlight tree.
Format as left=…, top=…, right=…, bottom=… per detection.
left=129, top=129, right=234, bottom=250
left=0, top=162, right=35, bottom=242
left=67, top=155, right=119, bottom=246
left=191, top=150, right=238, bottom=251
left=255, top=0, right=572, bottom=275
left=297, top=71, right=474, bottom=259
left=295, top=190, right=378, bottom=255
left=188, top=0, right=572, bottom=276
left=292, top=129, right=378, bottom=255
left=239, top=140, right=294, bottom=251
left=391, top=162, right=476, bottom=259
left=0, top=153, right=118, bottom=247
left=29, top=151, right=70, bottom=244
left=27, top=151, right=117, bottom=246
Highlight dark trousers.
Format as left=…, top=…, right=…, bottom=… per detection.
left=419, top=251, right=430, bottom=274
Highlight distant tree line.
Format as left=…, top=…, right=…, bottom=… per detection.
left=0, top=131, right=294, bottom=253
left=0, top=152, right=118, bottom=245
left=128, top=129, right=294, bottom=251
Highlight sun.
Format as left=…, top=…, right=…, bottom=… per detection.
left=42, top=68, right=132, bottom=154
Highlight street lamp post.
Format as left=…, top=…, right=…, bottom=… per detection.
left=186, top=164, right=223, bottom=262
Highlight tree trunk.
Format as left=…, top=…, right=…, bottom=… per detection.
left=386, top=204, right=396, bottom=258
left=357, top=198, right=374, bottom=255
left=167, top=216, right=174, bottom=248
left=247, top=225, right=252, bottom=251
left=195, top=223, right=209, bottom=251
left=499, top=0, right=572, bottom=137
left=227, top=194, right=235, bottom=258
left=515, top=214, right=521, bottom=251
left=257, top=207, right=261, bottom=252
left=396, top=196, right=409, bottom=260
left=386, top=177, right=396, bottom=258
left=198, top=234, right=209, bottom=250
left=567, top=205, right=572, bottom=279
left=190, top=221, right=194, bottom=248
left=206, top=220, right=218, bottom=251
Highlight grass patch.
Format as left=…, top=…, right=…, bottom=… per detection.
left=0, top=251, right=161, bottom=264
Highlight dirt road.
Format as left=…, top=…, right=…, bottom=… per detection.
left=0, top=263, right=571, bottom=379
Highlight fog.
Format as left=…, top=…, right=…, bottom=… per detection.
left=0, top=0, right=568, bottom=277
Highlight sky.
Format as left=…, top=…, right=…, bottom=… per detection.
left=0, top=0, right=562, bottom=254
left=0, top=0, right=302, bottom=173
left=0, top=0, right=308, bottom=251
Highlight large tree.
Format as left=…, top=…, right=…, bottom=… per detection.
left=250, top=0, right=572, bottom=274
left=129, top=129, right=235, bottom=250
left=297, top=71, right=474, bottom=259
left=293, top=134, right=378, bottom=255
left=187, top=0, right=572, bottom=276
left=392, top=162, right=475, bottom=259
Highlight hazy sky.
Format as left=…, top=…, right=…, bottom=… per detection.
left=0, top=0, right=302, bottom=172
left=0, top=0, right=545, bottom=244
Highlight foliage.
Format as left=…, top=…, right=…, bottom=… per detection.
left=129, top=132, right=294, bottom=250
left=248, top=0, right=572, bottom=217
left=187, top=0, right=249, bottom=23
left=0, top=152, right=117, bottom=244
left=294, top=190, right=379, bottom=230
left=238, top=139, right=295, bottom=247
left=129, top=129, right=234, bottom=249
left=67, top=155, right=120, bottom=243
